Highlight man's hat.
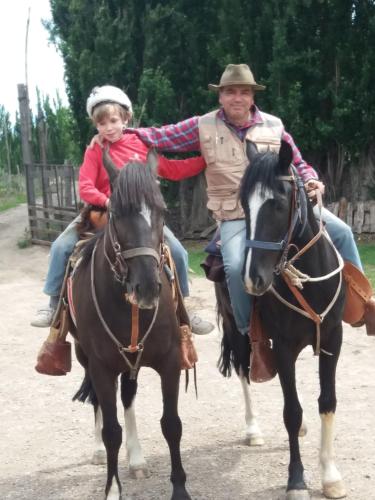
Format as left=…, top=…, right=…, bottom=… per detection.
left=208, top=64, right=266, bottom=91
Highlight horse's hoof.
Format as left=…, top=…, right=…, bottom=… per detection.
left=246, top=433, right=265, bottom=446
left=323, top=480, right=347, bottom=499
left=129, top=465, right=150, bottom=479
left=286, top=489, right=311, bottom=500
left=91, top=449, right=106, bottom=465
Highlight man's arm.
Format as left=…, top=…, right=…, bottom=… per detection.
left=282, top=130, right=324, bottom=201
left=282, top=130, right=319, bottom=182
left=126, top=116, right=201, bottom=153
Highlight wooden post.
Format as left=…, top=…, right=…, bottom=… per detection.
left=18, top=83, right=36, bottom=240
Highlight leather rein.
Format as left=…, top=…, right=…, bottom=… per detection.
left=91, top=214, right=164, bottom=379
left=245, top=166, right=344, bottom=355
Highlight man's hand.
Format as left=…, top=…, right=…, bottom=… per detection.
left=304, top=179, right=325, bottom=203
left=88, top=134, right=104, bottom=149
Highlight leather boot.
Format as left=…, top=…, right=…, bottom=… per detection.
left=342, top=262, right=375, bottom=336
left=34, top=305, right=72, bottom=375
left=249, top=304, right=277, bottom=383
left=35, top=340, right=71, bottom=375
left=359, top=298, right=375, bottom=336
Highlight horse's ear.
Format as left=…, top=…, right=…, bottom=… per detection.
left=147, top=148, right=159, bottom=175
left=102, top=146, right=119, bottom=190
left=279, top=140, right=293, bottom=173
left=246, top=140, right=258, bottom=162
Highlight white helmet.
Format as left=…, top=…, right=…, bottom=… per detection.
left=86, top=85, right=133, bottom=117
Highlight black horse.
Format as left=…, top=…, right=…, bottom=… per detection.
left=235, top=140, right=346, bottom=499
left=213, top=140, right=345, bottom=498
left=69, top=150, right=191, bottom=500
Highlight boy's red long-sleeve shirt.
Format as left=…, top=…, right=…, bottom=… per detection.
left=79, top=134, right=206, bottom=207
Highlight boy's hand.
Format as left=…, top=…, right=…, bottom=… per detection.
left=88, top=134, right=104, bottom=149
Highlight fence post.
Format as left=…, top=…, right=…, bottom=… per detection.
left=18, top=83, right=36, bottom=239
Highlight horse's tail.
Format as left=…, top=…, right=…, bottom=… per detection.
left=72, top=371, right=98, bottom=406
left=215, top=281, right=250, bottom=382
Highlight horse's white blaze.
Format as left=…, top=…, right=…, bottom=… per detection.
left=140, top=203, right=151, bottom=227
left=106, top=479, right=120, bottom=500
left=124, top=403, right=147, bottom=470
left=239, top=373, right=264, bottom=446
left=320, top=412, right=342, bottom=485
left=244, top=184, right=274, bottom=293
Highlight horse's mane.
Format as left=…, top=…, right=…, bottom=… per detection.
left=240, top=151, right=283, bottom=208
left=111, top=162, right=167, bottom=216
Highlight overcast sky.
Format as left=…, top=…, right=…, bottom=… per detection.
left=0, top=0, right=68, bottom=123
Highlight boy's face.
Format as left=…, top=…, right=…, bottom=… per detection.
left=95, top=107, right=126, bottom=143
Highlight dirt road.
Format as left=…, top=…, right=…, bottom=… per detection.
left=1, top=204, right=374, bottom=500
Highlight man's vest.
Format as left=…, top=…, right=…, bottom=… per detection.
left=198, top=109, right=284, bottom=221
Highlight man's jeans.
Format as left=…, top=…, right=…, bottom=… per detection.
left=220, top=208, right=362, bottom=336
left=43, top=220, right=190, bottom=299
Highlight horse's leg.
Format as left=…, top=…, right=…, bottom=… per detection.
left=239, top=372, right=264, bottom=446
left=73, top=343, right=107, bottom=465
left=158, top=358, right=191, bottom=500
left=89, top=363, right=122, bottom=500
left=274, top=342, right=309, bottom=500
left=319, top=330, right=346, bottom=499
left=92, top=405, right=107, bottom=465
left=120, top=372, right=149, bottom=478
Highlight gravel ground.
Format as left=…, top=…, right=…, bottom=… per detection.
left=0, top=204, right=374, bottom=500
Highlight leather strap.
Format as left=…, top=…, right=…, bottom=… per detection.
left=129, top=304, right=140, bottom=353
left=283, top=272, right=322, bottom=355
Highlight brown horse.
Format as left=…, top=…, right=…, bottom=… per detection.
left=69, top=150, right=191, bottom=500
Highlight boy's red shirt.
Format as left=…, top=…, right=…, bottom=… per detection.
left=79, top=134, right=206, bottom=207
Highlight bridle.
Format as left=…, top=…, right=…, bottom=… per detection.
left=90, top=211, right=164, bottom=379
left=103, top=212, right=163, bottom=287
left=245, top=165, right=308, bottom=272
left=244, top=165, right=344, bottom=355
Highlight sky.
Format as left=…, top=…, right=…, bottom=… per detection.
left=0, top=0, right=68, bottom=123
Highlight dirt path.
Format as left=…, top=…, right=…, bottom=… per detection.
left=1, top=204, right=375, bottom=500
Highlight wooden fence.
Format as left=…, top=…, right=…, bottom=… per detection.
left=327, top=199, right=375, bottom=238
left=25, top=162, right=79, bottom=245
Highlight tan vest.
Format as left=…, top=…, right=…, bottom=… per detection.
left=198, top=109, right=284, bottom=221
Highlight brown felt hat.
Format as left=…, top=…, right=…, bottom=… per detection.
left=208, top=64, right=266, bottom=91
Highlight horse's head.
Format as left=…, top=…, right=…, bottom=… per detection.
left=103, top=148, right=166, bottom=308
left=240, top=140, right=300, bottom=295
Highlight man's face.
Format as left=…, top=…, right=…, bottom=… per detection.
left=218, top=85, right=254, bottom=124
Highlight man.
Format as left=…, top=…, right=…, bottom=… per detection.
left=123, top=63, right=375, bottom=346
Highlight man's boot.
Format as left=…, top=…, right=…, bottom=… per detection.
left=342, top=262, right=375, bottom=336
left=35, top=305, right=72, bottom=375
left=249, top=303, right=277, bottom=383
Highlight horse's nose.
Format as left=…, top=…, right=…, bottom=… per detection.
left=244, top=274, right=267, bottom=296
left=253, top=275, right=264, bottom=290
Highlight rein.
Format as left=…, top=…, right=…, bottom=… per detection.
left=91, top=235, right=160, bottom=380
left=246, top=167, right=344, bottom=355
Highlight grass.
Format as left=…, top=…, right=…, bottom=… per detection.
left=0, top=192, right=27, bottom=212
left=186, top=239, right=375, bottom=286
left=185, top=240, right=207, bottom=277
left=358, top=242, right=375, bottom=287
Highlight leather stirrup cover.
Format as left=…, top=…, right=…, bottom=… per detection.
left=342, top=261, right=373, bottom=324
left=249, top=304, right=277, bottom=383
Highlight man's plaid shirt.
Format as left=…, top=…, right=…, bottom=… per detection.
left=126, top=106, right=318, bottom=182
